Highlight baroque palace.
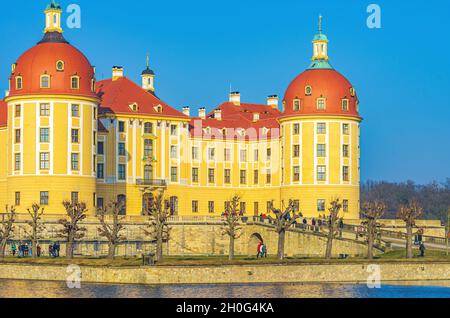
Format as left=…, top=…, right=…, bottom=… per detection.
left=0, top=3, right=362, bottom=218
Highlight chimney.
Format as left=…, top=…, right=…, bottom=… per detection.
left=229, top=92, right=241, bottom=106
left=198, top=107, right=206, bottom=119
left=112, top=66, right=124, bottom=81
left=182, top=106, right=190, bottom=117
left=253, top=112, right=260, bottom=122
left=214, top=109, right=222, bottom=121
left=267, top=95, right=279, bottom=109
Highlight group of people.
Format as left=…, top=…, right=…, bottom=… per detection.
left=9, top=241, right=61, bottom=258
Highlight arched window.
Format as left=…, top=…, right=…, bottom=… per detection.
left=56, top=60, right=64, bottom=71
left=341, top=99, right=349, bottom=111
left=144, top=122, right=153, bottom=134
left=40, top=75, right=50, bottom=88
left=16, top=76, right=23, bottom=90
left=144, top=139, right=153, bottom=157
left=71, top=76, right=80, bottom=89
left=117, top=194, right=126, bottom=215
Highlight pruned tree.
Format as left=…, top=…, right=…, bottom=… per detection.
left=24, top=204, right=46, bottom=259
left=269, top=200, right=301, bottom=260
left=0, top=206, right=16, bottom=258
left=97, top=201, right=126, bottom=259
left=144, top=192, right=170, bottom=262
left=398, top=200, right=423, bottom=259
left=222, top=195, right=243, bottom=261
left=325, top=199, right=343, bottom=259
left=58, top=201, right=88, bottom=259
left=361, top=201, right=386, bottom=259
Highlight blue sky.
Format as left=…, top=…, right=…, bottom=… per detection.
left=0, top=0, right=449, bottom=184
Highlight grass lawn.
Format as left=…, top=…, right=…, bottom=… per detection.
left=0, top=250, right=449, bottom=267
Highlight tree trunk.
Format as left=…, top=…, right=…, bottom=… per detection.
left=406, top=224, right=413, bottom=259
left=108, top=243, right=116, bottom=260
left=367, top=223, right=374, bottom=260
left=32, top=233, right=37, bottom=259
left=66, top=236, right=74, bottom=259
left=156, top=231, right=163, bottom=262
left=0, top=241, right=6, bottom=258
left=325, top=230, right=334, bottom=259
left=278, top=230, right=286, bottom=260
left=229, top=236, right=235, bottom=261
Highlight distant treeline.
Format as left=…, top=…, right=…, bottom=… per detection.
left=361, top=179, right=450, bottom=223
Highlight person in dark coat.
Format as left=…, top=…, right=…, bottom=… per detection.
left=419, top=242, right=426, bottom=257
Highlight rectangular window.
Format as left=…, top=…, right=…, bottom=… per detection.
left=118, top=164, right=126, bottom=180
left=266, top=148, right=272, bottom=161
left=208, top=168, right=215, bottom=183
left=240, top=149, right=247, bottom=162
left=240, top=202, right=246, bottom=214
left=40, top=103, right=50, bottom=116
left=14, top=153, right=21, bottom=171
left=97, top=197, right=104, bottom=209
left=317, top=199, right=325, bottom=212
left=208, top=201, right=215, bottom=214
left=16, top=77, right=23, bottom=90
left=343, top=123, right=350, bottom=135
left=224, top=148, right=231, bottom=161
left=343, top=200, right=349, bottom=212
left=71, top=76, right=79, bottom=89
left=71, top=153, right=79, bottom=171
left=208, top=148, right=215, bottom=161
left=93, top=132, right=96, bottom=146
left=39, top=152, right=50, bottom=170
left=192, top=168, right=199, bottom=183
left=170, top=167, right=178, bottom=182
left=41, top=76, right=50, bottom=88
left=118, top=143, right=126, bottom=156
left=15, top=129, right=21, bottom=143
left=293, top=99, right=301, bottom=111
left=317, top=98, right=326, bottom=110
left=343, top=166, right=350, bottom=182
left=342, top=99, right=349, bottom=111
left=40, top=191, right=49, bottom=205
left=144, top=139, right=153, bottom=157
left=266, top=169, right=272, bottom=184
left=293, top=123, right=300, bottom=135
left=240, top=170, right=247, bottom=185
left=224, top=201, right=231, bottom=212
left=71, top=192, right=79, bottom=205
left=40, top=128, right=49, bottom=143
left=15, top=192, right=20, bottom=206
left=293, top=145, right=300, bottom=158
left=71, top=104, right=79, bottom=117
left=267, top=201, right=272, bottom=213
left=192, top=146, right=199, bottom=160
left=15, top=105, right=21, bottom=117
left=317, top=144, right=326, bottom=157
left=317, top=123, right=326, bottom=134
left=317, top=165, right=326, bottom=181
left=144, top=122, right=153, bottom=134
left=118, top=121, right=125, bottom=133
left=170, top=145, right=177, bottom=159
left=97, top=141, right=104, bottom=155
left=254, top=202, right=259, bottom=215
left=97, top=163, right=104, bottom=179
left=343, top=144, right=349, bottom=158
left=170, top=125, right=177, bottom=136
left=192, top=200, right=199, bottom=213
left=224, top=169, right=231, bottom=184
left=71, top=129, right=79, bottom=143
left=253, top=170, right=259, bottom=185
left=254, top=149, right=259, bottom=161
left=293, top=166, right=300, bottom=182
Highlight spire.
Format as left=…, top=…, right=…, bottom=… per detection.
left=141, top=54, right=155, bottom=93
left=309, top=15, right=333, bottom=70
left=44, top=1, right=63, bottom=33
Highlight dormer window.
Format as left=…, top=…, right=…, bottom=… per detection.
left=56, top=60, right=65, bottom=71
left=305, top=85, right=312, bottom=96
left=316, top=98, right=326, bottom=110
left=40, top=75, right=50, bottom=88
left=129, top=103, right=139, bottom=112
left=341, top=99, right=349, bottom=111
left=154, top=105, right=163, bottom=113
left=16, top=76, right=23, bottom=90
left=71, top=76, right=80, bottom=89
left=293, top=98, right=301, bottom=111
left=350, top=87, right=356, bottom=97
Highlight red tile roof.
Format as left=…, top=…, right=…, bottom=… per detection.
left=96, top=77, right=188, bottom=120
left=190, top=102, right=281, bottom=140
left=0, top=101, right=7, bottom=128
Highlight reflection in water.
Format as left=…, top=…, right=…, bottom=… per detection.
left=0, top=279, right=449, bottom=298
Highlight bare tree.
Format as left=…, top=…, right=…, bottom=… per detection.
left=325, top=199, right=342, bottom=259
left=24, top=204, right=46, bottom=259
left=269, top=200, right=301, bottom=260
left=97, top=201, right=126, bottom=259
left=0, top=206, right=16, bottom=258
left=58, top=201, right=88, bottom=259
left=398, top=200, right=423, bottom=259
left=222, top=195, right=243, bottom=261
left=144, top=192, right=170, bottom=262
left=361, top=201, right=386, bottom=259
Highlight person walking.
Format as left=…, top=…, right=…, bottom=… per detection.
left=419, top=242, right=426, bottom=257
left=49, top=244, right=54, bottom=258
left=11, top=242, right=17, bottom=257
left=36, top=244, right=41, bottom=257
left=261, top=243, right=267, bottom=258
left=257, top=241, right=263, bottom=259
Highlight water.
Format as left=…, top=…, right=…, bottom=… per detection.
left=0, top=280, right=449, bottom=298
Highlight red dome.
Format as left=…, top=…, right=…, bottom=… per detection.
left=9, top=39, right=97, bottom=99
left=282, top=69, right=360, bottom=119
